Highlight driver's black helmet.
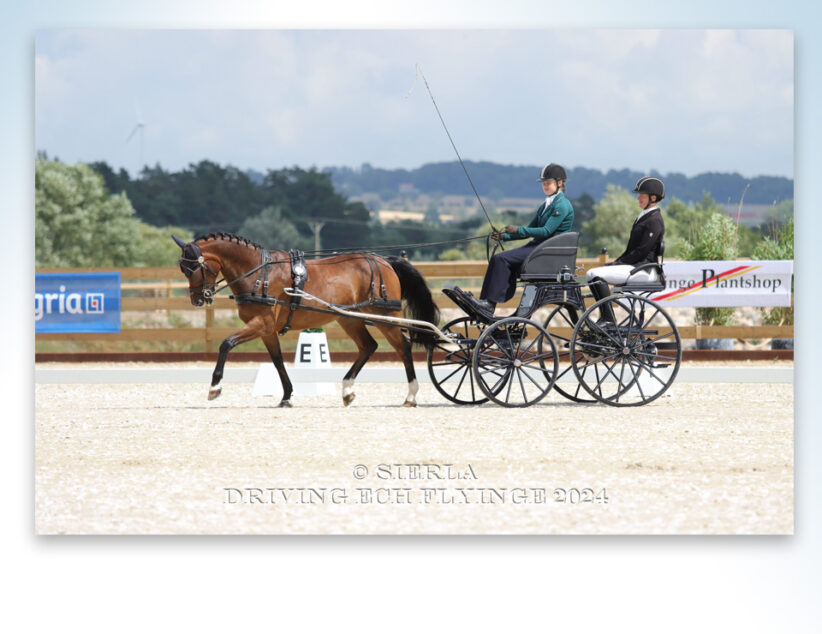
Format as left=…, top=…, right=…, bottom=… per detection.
left=632, top=176, right=665, bottom=201
left=537, top=163, right=567, bottom=182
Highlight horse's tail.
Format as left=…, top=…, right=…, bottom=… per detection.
left=384, top=255, right=440, bottom=350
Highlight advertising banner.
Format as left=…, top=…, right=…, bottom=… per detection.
left=35, top=272, right=121, bottom=333
left=649, top=260, right=793, bottom=307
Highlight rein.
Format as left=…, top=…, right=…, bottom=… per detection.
left=178, top=229, right=503, bottom=304
left=297, top=233, right=489, bottom=258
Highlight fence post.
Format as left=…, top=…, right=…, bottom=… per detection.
left=598, top=247, right=608, bottom=266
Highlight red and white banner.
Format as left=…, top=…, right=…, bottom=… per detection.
left=648, top=260, right=793, bottom=307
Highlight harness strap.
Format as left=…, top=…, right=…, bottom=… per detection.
left=360, top=253, right=375, bottom=299
left=374, top=254, right=388, bottom=299
left=278, top=249, right=307, bottom=336
left=363, top=253, right=401, bottom=311
left=252, top=249, right=272, bottom=296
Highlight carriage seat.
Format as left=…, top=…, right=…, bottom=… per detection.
left=519, top=232, right=579, bottom=281
left=613, top=241, right=666, bottom=293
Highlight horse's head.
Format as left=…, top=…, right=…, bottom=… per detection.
left=172, top=235, right=222, bottom=306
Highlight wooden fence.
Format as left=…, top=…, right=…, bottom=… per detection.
left=36, top=257, right=793, bottom=352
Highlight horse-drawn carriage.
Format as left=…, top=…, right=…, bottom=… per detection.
left=428, top=232, right=681, bottom=407
left=174, top=231, right=681, bottom=408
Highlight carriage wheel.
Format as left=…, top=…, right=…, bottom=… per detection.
left=541, top=305, right=598, bottom=403
left=427, top=317, right=490, bottom=405
left=569, top=295, right=681, bottom=406
left=472, top=317, right=559, bottom=407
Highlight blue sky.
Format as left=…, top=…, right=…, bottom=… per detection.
left=35, top=29, right=793, bottom=178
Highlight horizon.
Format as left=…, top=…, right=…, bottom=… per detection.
left=37, top=152, right=794, bottom=183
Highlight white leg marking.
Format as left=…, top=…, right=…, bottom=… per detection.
left=405, top=378, right=419, bottom=404
left=342, top=379, right=355, bottom=398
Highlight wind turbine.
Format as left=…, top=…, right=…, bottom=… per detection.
left=126, top=104, right=145, bottom=176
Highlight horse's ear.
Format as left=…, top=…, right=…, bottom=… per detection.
left=172, top=234, right=187, bottom=249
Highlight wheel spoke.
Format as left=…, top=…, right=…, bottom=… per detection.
left=574, top=350, right=622, bottom=372
left=438, top=364, right=467, bottom=384
left=642, top=306, right=661, bottom=327
left=555, top=364, right=573, bottom=379
left=592, top=363, right=603, bottom=398
left=586, top=319, right=622, bottom=347
left=642, top=330, right=678, bottom=346
left=615, top=356, right=627, bottom=404
left=516, top=367, right=528, bottom=402
left=520, top=331, right=542, bottom=356
left=591, top=354, right=635, bottom=396
left=431, top=354, right=469, bottom=367
left=452, top=364, right=470, bottom=398
left=627, top=356, right=668, bottom=388
left=503, top=327, right=516, bottom=358
left=520, top=365, right=546, bottom=390
left=633, top=364, right=647, bottom=400
left=478, top=364, right=508, bottom=380
left=592, top=357, right=617, bottom=393
left=633, top=349, right=674, bottom=365
left=504, top=366, right=515, bottom=402
left=519, top=349, right=557, bottom=368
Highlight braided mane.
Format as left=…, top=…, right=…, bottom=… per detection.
left=195, top=232, right=263, bottom=250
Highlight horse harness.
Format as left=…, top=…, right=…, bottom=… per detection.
left=232, top=250, right=402, bottom=335
left=178, top=241, right=221, bottom=301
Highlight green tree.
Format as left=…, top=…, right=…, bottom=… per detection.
left=569, top=192, right=595, bottom=237
left=581, top=185, right=636, bottom=258
left=438, top=247, right=467, bottom=261
left=768, top=199, right=794, bottom=225
left=680, top=213, right=740, bottom=327
left=752, top=217, right=794, bottom=326
left=237, top=205, right=310, bottom=251
left=132, top=223, right=194, bottom=267
left=36, top=159, right=144, bottom=267
left=664, top=194, right=717, bottom=257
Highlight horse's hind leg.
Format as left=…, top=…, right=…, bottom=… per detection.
left=337, top=318, right=378, bottom=407
left=375, top=323, right=418, bottom=407
left=261, top=333, right=294, bottom=408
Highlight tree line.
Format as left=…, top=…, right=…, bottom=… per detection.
left=35, top=157, right=793, bottom=268
left=328, top=161, right=793, bottom=206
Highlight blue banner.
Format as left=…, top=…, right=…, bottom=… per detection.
left=35, top=273, right=121, bottom=333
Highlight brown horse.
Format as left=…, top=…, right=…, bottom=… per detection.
left=172, top=233, right=439, bottom=407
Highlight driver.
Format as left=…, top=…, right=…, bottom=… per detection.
left=585, top=176, right=666, bottom=323
left=470, top=163, right=574, bottom=315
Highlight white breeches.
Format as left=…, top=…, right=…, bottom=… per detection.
left=586, top=264, right=658, bottom=286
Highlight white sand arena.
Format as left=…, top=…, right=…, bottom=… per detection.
left=35, top=362, right=793, bottom=534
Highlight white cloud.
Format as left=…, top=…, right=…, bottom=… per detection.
left=34, top=29, right=793, bottom=177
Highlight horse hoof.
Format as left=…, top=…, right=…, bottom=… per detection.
left=208, top=387, right=222, bottom=400
left=343, top=393, right=355, bottom=407
left=403, top=401, right=417, bottom=408
left=278, top=400, right=292, bottom=408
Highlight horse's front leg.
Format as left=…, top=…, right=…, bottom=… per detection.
left=208, top=316, right=267, bottom=400
left=261, top=333, right=294, bottom=408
